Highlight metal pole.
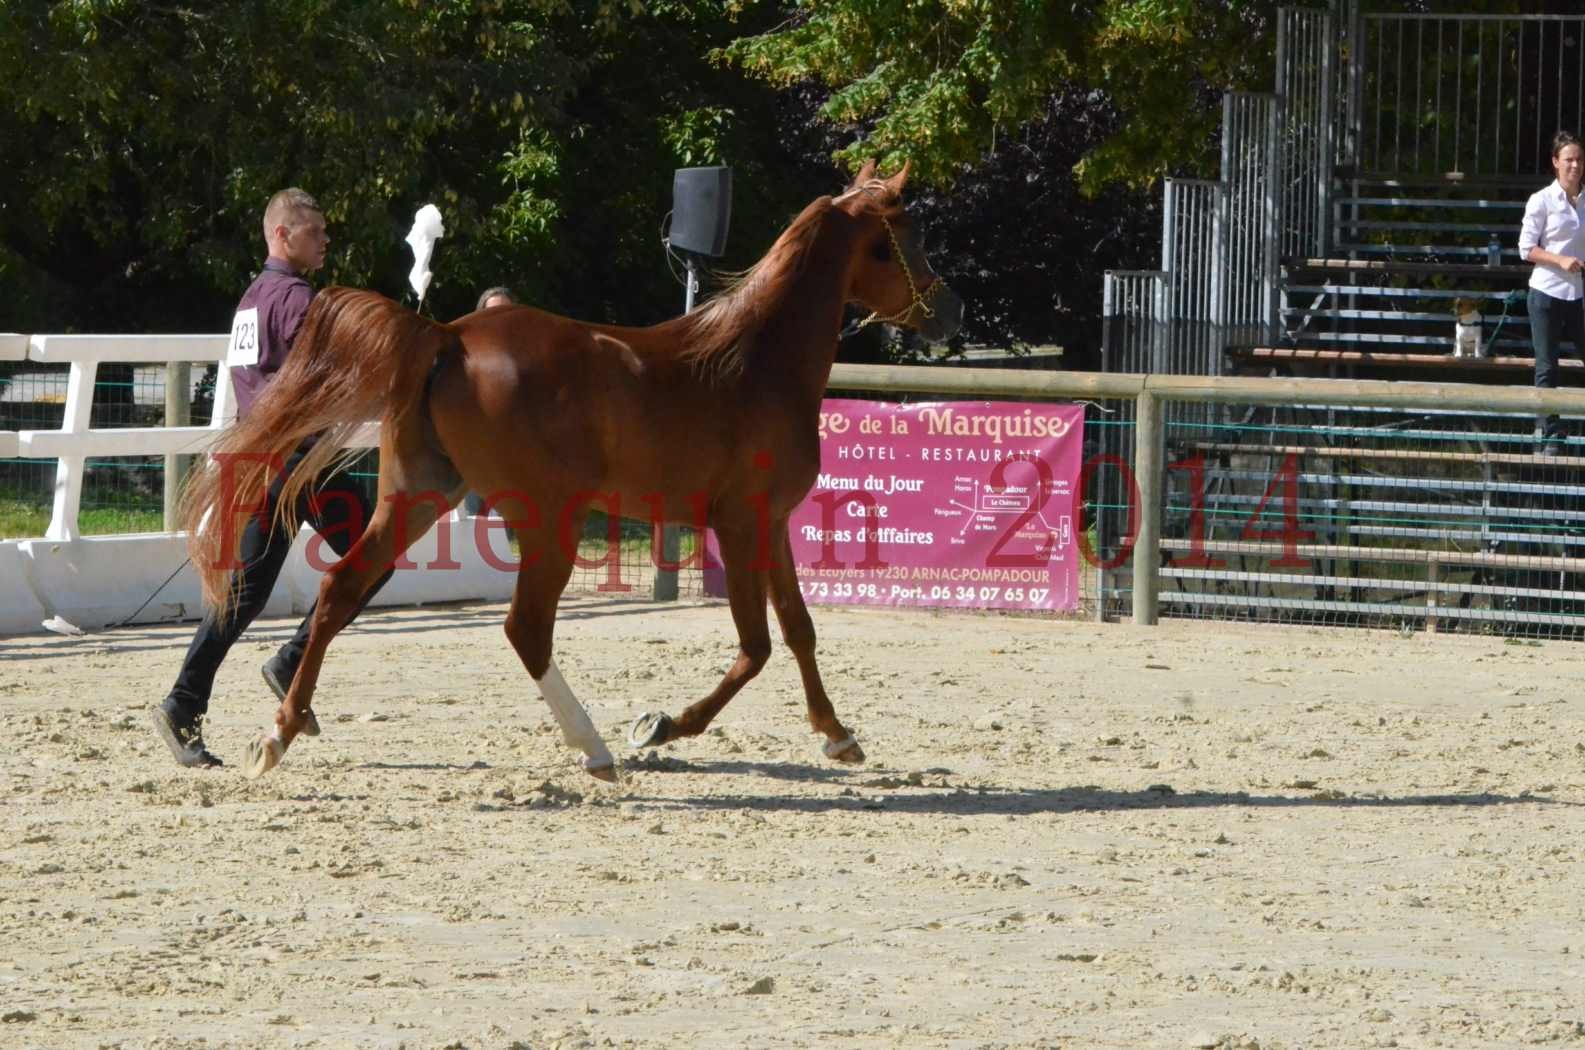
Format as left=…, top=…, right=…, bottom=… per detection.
left=1342, top=0, right=1362, bottom=172
left=1211, top=182, right=1228, bottom=379
left=1264, top=86, right=1283, bottom=345
left=1131, top=390, right=1164, bottom=626
left=654, top=256, right=699, bottom=601
left=1097, top=275, right=1114, bottom=621
left=1159, top=181, right=1178, bottom=380
left=162, top=361, right=191, bottom=530
left=1318, top=5, right=1336, bottom=257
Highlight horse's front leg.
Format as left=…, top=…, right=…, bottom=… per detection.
left=504, top=540, right=617, bottom=782
left=244, top=522, right=395, bottom=778
left=766, top=525, right=862, bottom=763
left=243, top=443, right=451, bottom=779
left=629, top=524, right=771, bottom=749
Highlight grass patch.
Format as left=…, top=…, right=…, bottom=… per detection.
left=0, top=496, right=165, bottom=540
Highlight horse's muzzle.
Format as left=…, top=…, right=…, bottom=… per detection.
left=915, top=282, right=965, bottom=344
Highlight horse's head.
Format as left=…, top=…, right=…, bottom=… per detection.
left=834, top=160, right=965, bottom=344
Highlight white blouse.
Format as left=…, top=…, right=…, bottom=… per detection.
left=1520, top=179, right=1585, bottom=300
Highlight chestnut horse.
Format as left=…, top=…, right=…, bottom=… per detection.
left=183, top=162, right=962, bottom=780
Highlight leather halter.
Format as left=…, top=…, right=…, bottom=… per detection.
left=857, top=217, right=941, bottom=329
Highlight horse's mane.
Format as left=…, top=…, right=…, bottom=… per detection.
left=673, top=196, right=831, bottom=380
left=674, top=181, right=896, bottom=381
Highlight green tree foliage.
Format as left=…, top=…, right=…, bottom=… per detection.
left=0, top=0, right=576, bottom=329
left=523, top=0, right=842, bottom=327
left=904, top=88, right=1166, bottom=366
left=722, top=0, right=1284, bottom=193
left=0, top=0, right=1319, bottom=364
left=0, top=0, right=830, bottom=332
left=767, top=75, right=1159, bottom=364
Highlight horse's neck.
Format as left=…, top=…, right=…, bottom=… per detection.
left=748, top=217, right=853, bottom=394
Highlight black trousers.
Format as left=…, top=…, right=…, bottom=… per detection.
left=1528, top=287, right=1585, bottom=441
left=168, top=449, right=391, bottom=712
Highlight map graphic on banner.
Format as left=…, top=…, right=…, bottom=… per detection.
left=786, top=399, right=1085, bottom=612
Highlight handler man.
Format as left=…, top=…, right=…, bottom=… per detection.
left=153, top=189, right=390, bottom=768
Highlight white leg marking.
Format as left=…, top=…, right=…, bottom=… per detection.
left=535, top=659, right=615, bottom=771
left=823, top=735, right=858, bottom=760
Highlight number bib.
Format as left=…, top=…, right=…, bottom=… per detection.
left=227, top=307, right=260, bottom=367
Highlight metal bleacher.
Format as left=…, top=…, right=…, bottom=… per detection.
left=1257, top=174, right=1540, bottom=376
left=1099, top=5, right=1585, bottom=638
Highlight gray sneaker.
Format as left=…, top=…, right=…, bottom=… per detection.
left=261, top=658, right=320, bottom=737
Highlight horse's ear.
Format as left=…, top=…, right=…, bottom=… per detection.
left=882, top=160, right=911, bottom=197
left=851, top=158, right=877, bottom=187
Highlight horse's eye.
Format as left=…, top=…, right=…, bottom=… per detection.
left=871, top=241, right=891, bottom=262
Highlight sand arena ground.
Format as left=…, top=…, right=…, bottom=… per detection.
left=2, top=597, right=1583, bottom=1049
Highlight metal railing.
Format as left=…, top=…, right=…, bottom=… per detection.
left=1115, top=4, right=1585, bottom=373
left=1100, top=271, right=1165, bottom=376
left=1278, top=4, right=1336, bottom=256
left=1347, top=11, right=1585, bottom=178
left=1082, top=4, right=1585, bottom=640
left=1221, top=92, right=1281, bottom=350
left=829, top=362, right=1585, bottom=639
left=1162, top=180, right=1227, bottom=385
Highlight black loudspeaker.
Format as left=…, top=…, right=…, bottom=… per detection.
left=671, top=166, right=732, bottom=257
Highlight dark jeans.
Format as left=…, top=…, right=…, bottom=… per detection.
left=168, top=448, right=391, bottom=712
left=1528, top=288, right=1585, bottom=441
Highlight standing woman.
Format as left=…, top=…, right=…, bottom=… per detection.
left=1520, top=131, right=1585, bottom=455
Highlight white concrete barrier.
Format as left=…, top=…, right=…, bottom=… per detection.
left=0, top=540, right=48, bottom=635
left=16, top=533, right=293, bottom=630
left=283, top=516, right=517, bottom=613
left=10, top=521, right=518, bottom=634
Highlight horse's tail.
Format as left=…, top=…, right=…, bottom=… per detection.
left=181, top=287, right=456, bottom=621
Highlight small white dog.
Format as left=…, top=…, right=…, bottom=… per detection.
left=1453, top=296, right=1483, bottom=358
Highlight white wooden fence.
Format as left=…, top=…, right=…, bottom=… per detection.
left=1, top=333, right=508, bottom=635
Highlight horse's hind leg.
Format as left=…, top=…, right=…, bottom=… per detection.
left=245, top=439, right=458, bottom=778
left=767, top=525, right=863, bottom=763
left=502, top=530, right=617, bottom=781
left=629, top=524, right=772, bottom=749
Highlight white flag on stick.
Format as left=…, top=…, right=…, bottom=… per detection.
left=405, top=204, right=445, bottom=306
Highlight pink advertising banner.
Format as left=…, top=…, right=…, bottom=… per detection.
left=787, top=398, right=1085, bottom=612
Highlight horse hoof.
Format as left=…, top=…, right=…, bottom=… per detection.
left=243, top=735, right=284, bottom=780
left=584, top=759, right=620, bottom=783
left=823, top=735, right=865, bottom=764
left=262, top=664, right=317, bottom=737
left=628, top=712, right=672, bottom=749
